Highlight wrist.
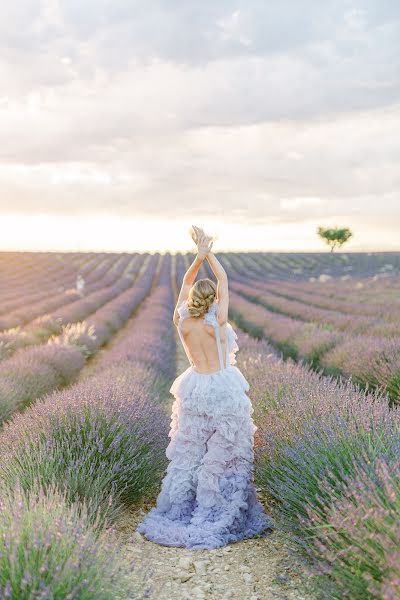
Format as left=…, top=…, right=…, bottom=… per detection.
left=196, top=252, right=205, bottom=261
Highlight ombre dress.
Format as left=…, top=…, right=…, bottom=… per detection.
left=136, top=299, right=274, bottom=550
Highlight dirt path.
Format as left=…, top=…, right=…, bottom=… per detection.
left=115, top=334, right=313, bottom=600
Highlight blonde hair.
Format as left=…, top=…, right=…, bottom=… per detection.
left=187, top=278, right=217, bottom=318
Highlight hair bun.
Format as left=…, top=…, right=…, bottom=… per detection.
left=187, top=278, right=217, bottom=318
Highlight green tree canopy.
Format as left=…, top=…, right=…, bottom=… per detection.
left=317, top=226, right=353, bottom=252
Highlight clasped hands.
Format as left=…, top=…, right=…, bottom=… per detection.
left=190, top=225, right=213, bottom=260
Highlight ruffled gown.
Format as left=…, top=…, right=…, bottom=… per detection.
left=136, top=299, right=274, bottom=550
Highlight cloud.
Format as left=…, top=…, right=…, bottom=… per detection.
left=0, top=101, right=399, bottom=225
left=0, top=0, right=398, bottom=248
left=216, top=9, right=252, bottom=47
left=280, top=198, right=322, bottom=210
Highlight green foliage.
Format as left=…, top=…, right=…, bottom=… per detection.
left=317, top=226, right=353, bottom=252
left=0, top=481, right=148, bottom=599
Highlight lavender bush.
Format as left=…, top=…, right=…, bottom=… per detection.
left=238, top=337, right=399, bottom=532
left=249, top=278, right=400, bottom=320
left=306, top=457, right=400, bottom=600
left=320, top=334, right=400, bottom=403
left=235, top=331, right=400, bottom=598
left=232, top=280, right=375, bottom=334
left=0, top=255, right=159, bottom=424
left=230, top=291, right=342, bottom=364
left=49, top=320, right=98, bottom=358
left=0, top=480, right=151, bottom=599
left=90, top=269, right=176, bottom=386
left=231, top=289, right=400, bottom=402
left=0, top=366, right=169, bottom=529
left=0, top=327, right=33, bottom=360
left=0, top=343, right=85, bottom=424
left=0, top=254, right=146, bottom=358
left=0, top=254, right=122, bottom=331
left=0, top=258, right=175, bottom=530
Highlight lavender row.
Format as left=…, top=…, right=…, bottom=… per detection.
left=194, top=253, right=400, bottom=402
left=0, top=261, right=176, bottom=599
left=0, top=255, right=88, bottom=313
left=0, top=253, right=117, bottom=320
left=0, top=253, right=175, bottom=524
left=231, top=280, right=400, bottom=337
left=229, top=290, right=342, bottom=363
left=319, top=333, right=400, bottom=402
left=0, top=254, right=160, bottom=424
left=253, top=277, right=400, bottom=318
left=275, top=268, right=400, bottom=299
left=0, top=481, right=149, bottom=599
left=0, top=251, right=81, bottom=293
left=0, top=252, right=113, bottom=310
left=235, top=330, right=400, bottom=599
left=0, top=254, right=138, bottom=330
left=236, top=251, right=400, bottom=281
left=229, top=290, right=400, bottom=403
left=0, top=255, right=146, bottom=360
left=87, top=253, right=176, bottom=386
left=0, top=253, right=139, bottom=322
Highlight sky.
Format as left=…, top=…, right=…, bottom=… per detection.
left=0, top=1, right=399, bottom=252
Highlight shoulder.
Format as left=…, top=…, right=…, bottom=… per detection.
left=204, top=301, right=226, bottom=327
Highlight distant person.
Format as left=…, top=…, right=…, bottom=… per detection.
left=136, top=225, right=274, bottom=549
left=76, top=274, right=85, bottom=296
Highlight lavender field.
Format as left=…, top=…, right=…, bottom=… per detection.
left=0, top=250, right=399, bottom=599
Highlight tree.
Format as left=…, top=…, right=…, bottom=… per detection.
left=317, top=226, right=353, bottom=252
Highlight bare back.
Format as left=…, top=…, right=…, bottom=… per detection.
left=180, top=316, right=228, bottom=374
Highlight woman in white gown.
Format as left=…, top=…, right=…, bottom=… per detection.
left=136, top=226, right=274, bottom=549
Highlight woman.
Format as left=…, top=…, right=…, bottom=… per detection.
left=136, top=226, right=274, bottom=549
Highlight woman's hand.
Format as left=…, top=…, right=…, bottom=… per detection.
left=190, top=225, right=213, bottom=259
left=190, top=225, right=211, bottom=245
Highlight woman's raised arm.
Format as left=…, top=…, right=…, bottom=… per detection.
left=173, top=227, right=213, bottom=326
left=206, top=251, right=228, bottom=325
left=190, top=225, right=228, bottom=325
left=205, top=250, right=227, bottom=283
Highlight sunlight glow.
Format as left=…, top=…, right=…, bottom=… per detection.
left=0, top=213, right=397, bottom=253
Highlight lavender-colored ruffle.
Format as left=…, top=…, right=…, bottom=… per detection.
left=136, top=366, right=274, bottom=550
